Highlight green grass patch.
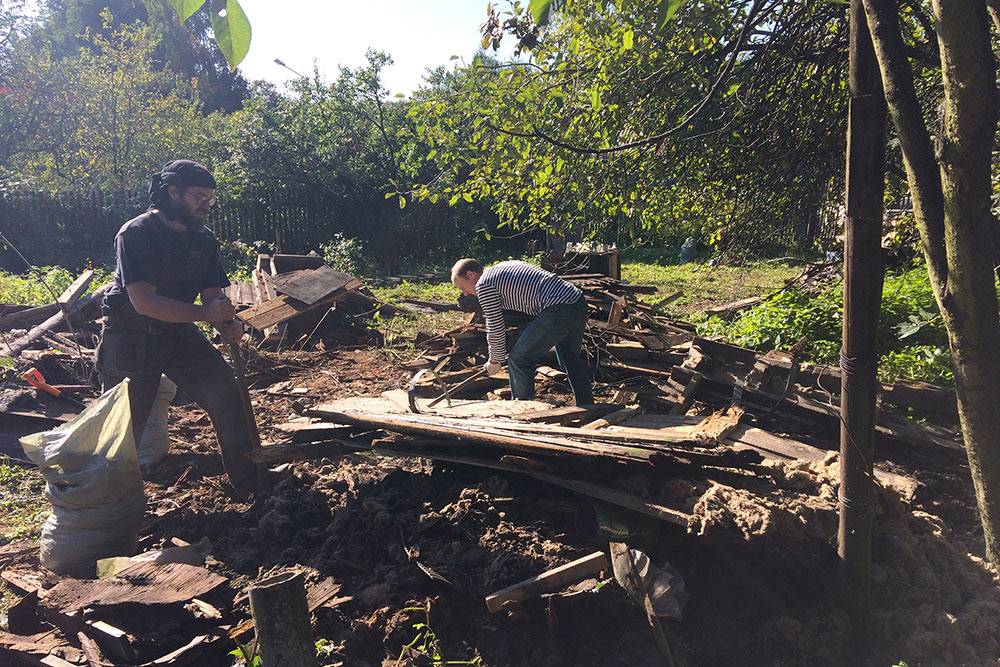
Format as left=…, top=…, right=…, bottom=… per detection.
left=371, top=281, right=461, bottom=304
left=0, top=461, right=47, bottom=545
left=621, top=261, right=802, bottom=316
left=0, top=266, right=114, bottom=306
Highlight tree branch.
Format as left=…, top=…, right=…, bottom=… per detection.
left=862, top=0, right=948, bottom=284
left=480, top=0, right=766, bottom=156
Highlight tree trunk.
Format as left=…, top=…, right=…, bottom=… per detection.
left=864, top=0, right=1000, bottom=565
left=248, top=570, right=318, bottom=667
left=932, top=0, right=1000, bottom=565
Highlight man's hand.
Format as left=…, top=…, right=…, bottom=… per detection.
left=203, top=295, right=235, bottom=322
left=216, top=318, right=243, bottom=343
left=483, top=361, right=502, bottom=376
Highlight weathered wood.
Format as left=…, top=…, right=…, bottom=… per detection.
left=3, top=284, right=110, bottom=357
left=581, top=407, right=641, bottom=430
left=485, top=551, right=608, bottom=612
left=238, top=278, right=362, bottom=331
left=0, top=303, right=60, bottom=332
left=271, top=266, right=357, bottom=306
left=521, top=404, right=618, bottom=425
left=42, top=562, right=226, bottom=612
left=56, top=270, right=94, bottom=308
left=248, top=570, right=318, bottom=667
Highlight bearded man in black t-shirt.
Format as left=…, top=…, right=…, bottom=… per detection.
left=96, top=160, right=258, bottom=496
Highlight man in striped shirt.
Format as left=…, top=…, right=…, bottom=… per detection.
left=451, top=259, right=594, bottom=406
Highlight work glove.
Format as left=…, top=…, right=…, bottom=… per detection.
left=484, top=361, right=502, bottom=376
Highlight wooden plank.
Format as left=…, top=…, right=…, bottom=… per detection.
left=521, top=404, right=619, bottom=425
left=607, top=341, right=650, bottom=361
left=272, top=266, right=356, bottom=306
left=3, top=284, right=110, bottom=357
left=238, top=279, right=363, bottom=331
left=0, top=303, right=60, bottom=332
left=271, top=253, right=325, bottom=274
left=580, top=407, right=641, bottom=430
left=485, top=551, right=608, bottom=613
left=56, top=270, right=94, bottom=308
left=42, top=562, right=226, bottom=612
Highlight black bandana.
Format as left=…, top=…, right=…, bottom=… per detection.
left=148, top=159, right=216, bottom=207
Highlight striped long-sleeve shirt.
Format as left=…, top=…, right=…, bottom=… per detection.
left=475, top=260, right=582, bottom=363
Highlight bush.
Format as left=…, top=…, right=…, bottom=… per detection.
left=699, top=267, right=953, bottom=384
left=321, top=234, right=367, bottom=276
left=0, top=266, right=114, bottom=306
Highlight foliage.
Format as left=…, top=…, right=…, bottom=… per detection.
left=404, top=0, right=849, bottom=255
left=217, top=239, right=258, bottom=282
left=0, top=461, right=46, bottom=544
left=1, top=16, right=220, bottom=191
left=0, top=266, right=114, bottom=306
left=33, top=0, right=248, bottom=111
left=164, top=0, right=252, bottom=70
left=227, top=643, right=260, bottom=667
left=396, top=601, right=483, bottom=666
left=699, top=267, right=953, bottom=383
left=321, top=234, right=367, bottom=276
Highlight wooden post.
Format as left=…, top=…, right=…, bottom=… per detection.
left=839, top=0, right=887, bottom=648
left=248, top=570, right=318, bottom=667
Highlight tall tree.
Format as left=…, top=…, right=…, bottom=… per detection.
left=35, top=0, right=248, bottom=111
left=863, top=0, right=1000, bottom=565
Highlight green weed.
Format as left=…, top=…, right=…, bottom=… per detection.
left=0, top=266, right=114, bottom=307
left=0, top=461, right=47, bottom=544
left=396, top=601, right=483, bottom=666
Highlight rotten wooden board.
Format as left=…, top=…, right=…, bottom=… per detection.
left=42, top=562, right=226, bottom=613
left=237, top=278, right=363, bottom=331
left=271, top=266, right=357, bottom=306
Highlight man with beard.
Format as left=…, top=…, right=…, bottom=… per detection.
left=96, top=160, right=259, bottom=496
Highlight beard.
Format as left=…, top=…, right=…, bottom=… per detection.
left=160, top=198, right=205, bottom=230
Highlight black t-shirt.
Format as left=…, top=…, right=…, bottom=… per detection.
left=102, top=211, right=230, bottom=323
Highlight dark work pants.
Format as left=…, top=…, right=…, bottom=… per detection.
left=507, top=297, right=594, bottom=406
left=95, top=323, right=257, bottom=493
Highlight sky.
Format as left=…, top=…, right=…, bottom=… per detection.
left=235, top=0, right=514, bottom=96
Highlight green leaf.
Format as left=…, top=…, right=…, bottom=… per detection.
left=210, top=0, right=252, bottom=70
left=168, top=0, right=206, bottom=22
left=398, top=195, right=406, bottom=209
left=622, top=29, right=634, bottom=50
left=656, top=0, right=687, bottom=28
left=384, top=192, right=395, bottom=199
left=530, top=0, right=555, bottom=26
left=462, top=192, right=474, bottom=203
left=590, top=86, right=602, bottom=112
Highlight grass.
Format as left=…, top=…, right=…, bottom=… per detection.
left=620, top=260, right=803, bottom=318
left=370, top=281, right=466, bottom=345
left=0, top=461, right=47, bottom=545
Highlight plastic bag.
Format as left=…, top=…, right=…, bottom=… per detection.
left=137, top=375, right=177, bottom=467
left=20, top=379, right=145, bottom=578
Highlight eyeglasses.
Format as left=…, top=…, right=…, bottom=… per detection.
left=184, top=190, right=216, bottom=207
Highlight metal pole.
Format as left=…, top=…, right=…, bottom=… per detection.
left=839, top=0, right=887, bottom=649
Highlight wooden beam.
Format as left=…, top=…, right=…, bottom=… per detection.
left=485, top=551, right=608, bottom=612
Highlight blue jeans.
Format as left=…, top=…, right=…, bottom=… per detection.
left=507, top=297, right=593, bottom=405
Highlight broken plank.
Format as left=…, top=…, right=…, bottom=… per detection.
left=42, top=562, right=226, bottom=613
left=56, top=270, right=94, bottom=308
left=485, top=551, right=608, bottom=613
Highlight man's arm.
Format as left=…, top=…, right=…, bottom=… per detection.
left=476, top=282, right=508, bottom=364
left=127, top=282, right=234, bottom=323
